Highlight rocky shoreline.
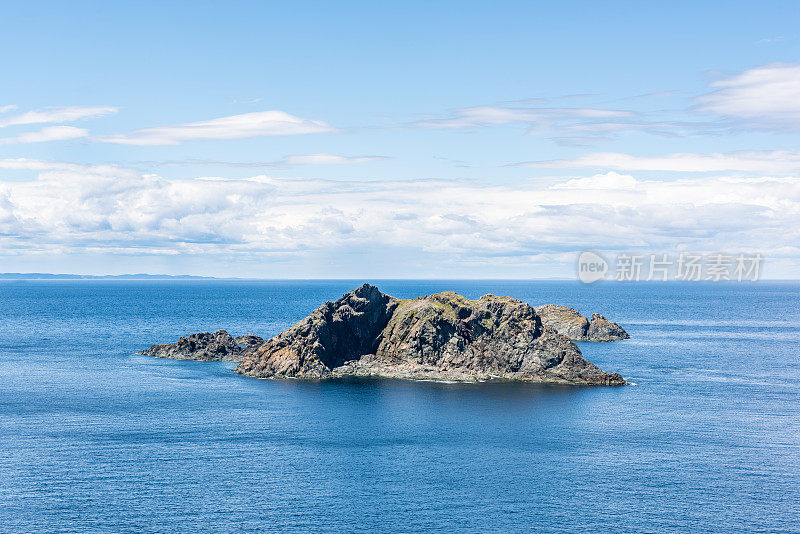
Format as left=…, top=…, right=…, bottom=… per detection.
left=140, top=284, right=628, bottom=386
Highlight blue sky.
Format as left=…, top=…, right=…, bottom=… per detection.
left=1, top=1, right=799, bottom=277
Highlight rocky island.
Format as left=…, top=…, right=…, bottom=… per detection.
left=141, top=284, right=627, bottom=385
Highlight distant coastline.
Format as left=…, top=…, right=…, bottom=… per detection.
left=0, top=273, right=220, bottom=280
left=0, top=274, right=796, bottom=282
left=0, top=273, right=575, bottom=281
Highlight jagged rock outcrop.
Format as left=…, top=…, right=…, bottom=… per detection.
left=139, top=330, right=264, bottom=362
left=587, top=313, right=629, bottom=341
left=534, top=305, right=629, bottom=341
left=235, top=284, right=624, bottom=385
left=533, top=305, right=590, bottom=340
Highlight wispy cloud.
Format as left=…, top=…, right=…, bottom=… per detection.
left=410, top=104, right=722, bottom=141
left=549, top=136, right=614, bottom=147
left=696, top=63, right=800, bottom=131
left=0, top=106, right=118, bottom=128
left=0, top=126, right=89, bottom=145
left=411, top=63, right=800, bottom=140
left=96, top=110, right=337, bottom=146
left=516, top=150, right=800, bottom=174
left=627, top=90, right=681, bottom=100
left=280, top=153, right=385, bottom=165
left=755, top=37, right=784, bottom=45
left=0, top=158, right=138, bottom=177
left=411, top=105, right=634, bottom=130
left=146, top=153, right=387, bottom=168
left=0, top=105, right=18, bottom=114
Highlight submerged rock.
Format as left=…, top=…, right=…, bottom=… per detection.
left=534, top=305, right=629, bottom=342
left=139, top=330, right=264, bottom=362
left=235, top=284, right=625, bottom=385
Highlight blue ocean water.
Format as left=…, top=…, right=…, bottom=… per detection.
left=0, top=280, right=798, bottom=533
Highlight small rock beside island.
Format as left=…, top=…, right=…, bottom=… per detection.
left=139, top=330, right=263, bottom=362
left=534, top=305, right=629, bottom=341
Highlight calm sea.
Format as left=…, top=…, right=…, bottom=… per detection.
left=0, top=280, right=798, bottom=533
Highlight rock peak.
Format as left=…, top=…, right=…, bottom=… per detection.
left=354, top=282, right=381, bottom=293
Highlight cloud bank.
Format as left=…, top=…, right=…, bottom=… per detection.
left=0, top=161, right=797, bottom=276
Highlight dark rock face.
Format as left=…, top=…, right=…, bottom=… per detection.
left=587, top=313, right=630, bottom=341
left=139, top=330, right=264, bottom=362
left=234, top=284, right=399, bottom=378
left=534, top=305, right=629, bottom=342
left=235, top=284, right=625, bottom=385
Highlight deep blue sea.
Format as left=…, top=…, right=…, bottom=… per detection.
left=1, top=280, right=798, bottom=533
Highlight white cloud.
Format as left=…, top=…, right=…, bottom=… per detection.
left=0, top=160, right=798, bottom=276
left=0, top=105, right=18, bottom=114
left=0, top=106, right=118, bottom=128
left=0, top=126, right=89, bottom=145
left=280, top=153, right=384, bottom=165
left=696, top=63, right=800, bottom=131
left=97, top=110, right=336, bottom=146
left=520, top=150, right=800, bottom=174
left=552, top=172, right=639, bottom=190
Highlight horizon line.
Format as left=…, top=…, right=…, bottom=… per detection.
left=0, top=273, right=798, bottom=282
